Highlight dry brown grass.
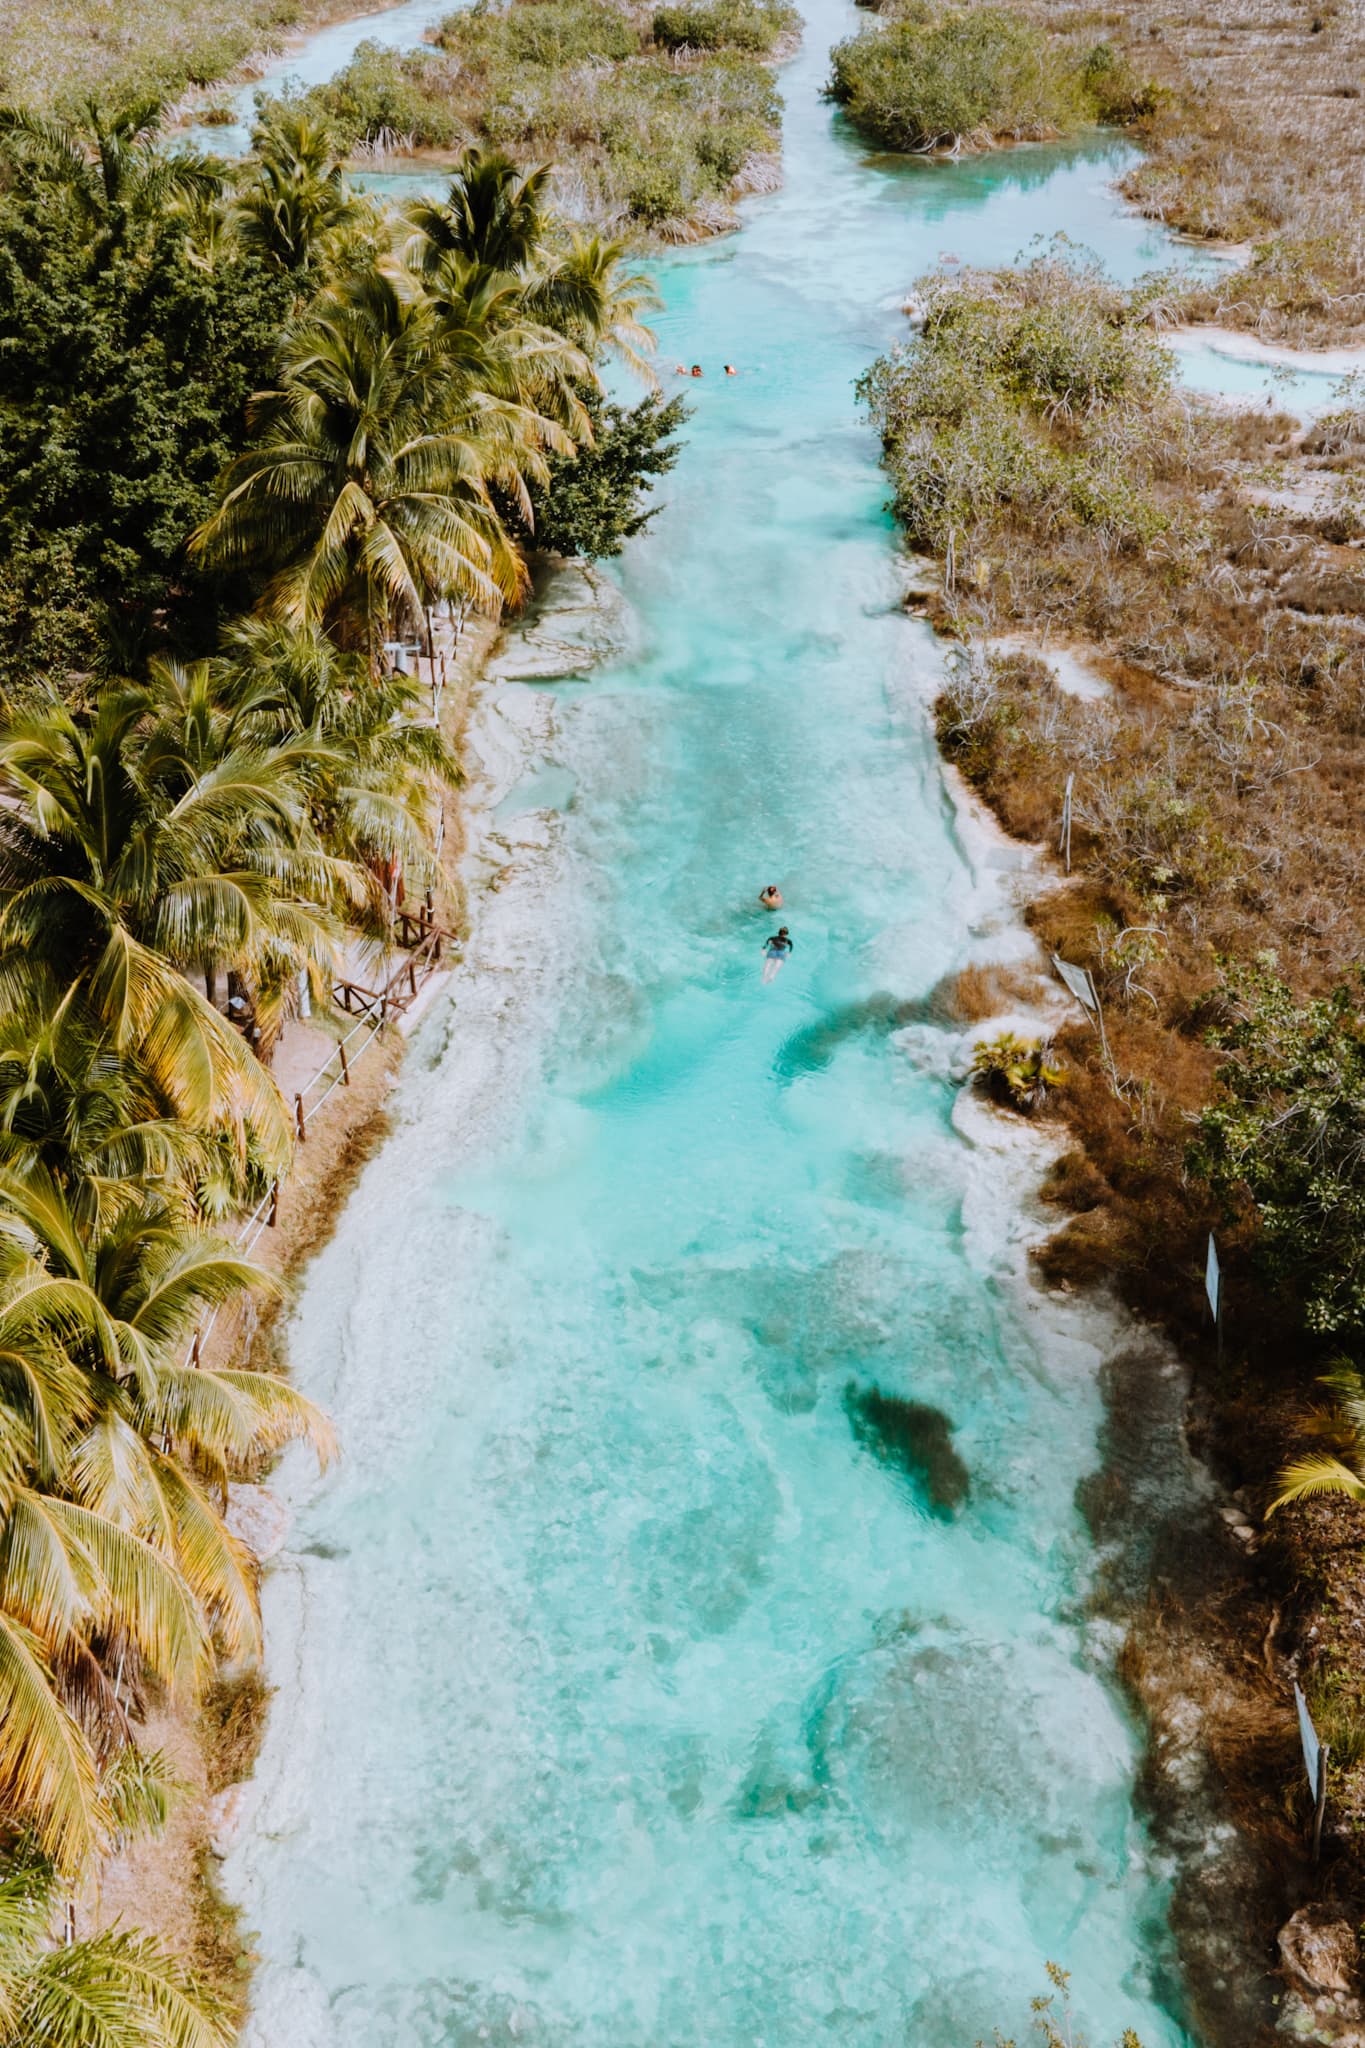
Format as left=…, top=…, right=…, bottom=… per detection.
left=1024, top=0, right=1365, bottom=341
left=933, top=958, right=1042, bottom=1019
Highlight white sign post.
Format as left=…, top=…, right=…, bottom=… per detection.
left=1294, top=1682, right=1330, bottom=1864
left=1205, top=1233, right=1223, bottom=1367
left=1060, top=772, right=1074, bottom=874
left=1051, top=953, right=1110, bottom=1066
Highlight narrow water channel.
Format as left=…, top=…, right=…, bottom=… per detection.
left=230, top=9, right=1211, bottom=2043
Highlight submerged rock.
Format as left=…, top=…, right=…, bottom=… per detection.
left=1278, top=1910, right=1365, bottom=2043
left=842, top=1381, right=970, bottom=1515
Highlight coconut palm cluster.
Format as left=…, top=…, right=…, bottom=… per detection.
left=0, top=97, right=660, bottom=2043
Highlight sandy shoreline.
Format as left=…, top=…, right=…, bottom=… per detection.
left=219, top=564, right=634, bottom=2044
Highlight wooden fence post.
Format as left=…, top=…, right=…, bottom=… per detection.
left=294, top=1093, right=307, bottom=1143
left=1314, top=1743, right=1331, bottom=1865
left=339, top=1037, right=350, bottom=1086
left=268, top=1180, right=279, bottom=1228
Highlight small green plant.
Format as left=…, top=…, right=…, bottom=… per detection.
left=971, top=1031, right=1064, bottom=1113
left=1267, top=1366, right=1365, bottom=1516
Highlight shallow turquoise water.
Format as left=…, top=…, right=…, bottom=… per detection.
left=231, top=15, right=1210, bottom=2047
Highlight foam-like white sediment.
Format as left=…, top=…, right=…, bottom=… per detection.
left=227, top=591, right=606, bottom=2048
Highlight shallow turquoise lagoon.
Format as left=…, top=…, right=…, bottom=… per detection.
left=230, top=8, right=1209, bottom=2045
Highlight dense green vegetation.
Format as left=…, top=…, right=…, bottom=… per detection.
left=0, top=98, right=680, bottom=2024
left=828, top=5, right=1082, bottom=154
left=827, top=2, right=1153, bottom=155
left=1193, top=965, right=1365, bottom=1340
left=652, top=0, right=798, bottom=55
left=0, top=102, right=294, bottom=685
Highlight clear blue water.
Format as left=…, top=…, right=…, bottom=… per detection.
left=228, top=15, right=1214, bottom=2048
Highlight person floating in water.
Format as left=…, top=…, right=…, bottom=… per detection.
left=762, top=926, right=793, bottom=984
left=759, top=884, right=783, bottom=909
left=724, top=364, right=737, bottom=376
left=690, top=364, right=704, bottom=378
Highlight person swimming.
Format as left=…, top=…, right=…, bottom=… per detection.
left=759, top=884, right=783, bottom=909
left=761, top=926, right=793, bottom=984
left=690, top=364, right=704, bottom=377
left=724, top=364, right=737, bottom=376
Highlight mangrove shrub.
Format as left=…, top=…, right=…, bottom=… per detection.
left=827, top=7, right=1085, bottom=154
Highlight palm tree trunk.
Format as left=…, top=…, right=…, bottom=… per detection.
left=204, top=960, right=218, bottom=1006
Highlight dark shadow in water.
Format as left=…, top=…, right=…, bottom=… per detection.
left=844, top=1381, right=970, bottom=1517
left=773, top=992, right=936, bottom=1081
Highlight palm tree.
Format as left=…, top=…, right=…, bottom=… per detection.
left=0, top=1164, right=332, bottom=1865
left=0, top=99, right=221, bottom=263
left=0, top=992, right=192, bottom=1235
left=0, top=1847, right=229, bottom=2046
left=191, top=266, right=566, bottom=646
left=0, top=690, right=352, bottom=1154
left=401, top=149, right=659, bottom=378
left=230, top=103, right=361, bottom=274
left=1268, top=1366, right=1365, bottom=1514
left=209, top=619, right=460, bottom=880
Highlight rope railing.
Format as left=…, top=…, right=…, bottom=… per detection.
left=178, top=1007, right=395, bottom=1373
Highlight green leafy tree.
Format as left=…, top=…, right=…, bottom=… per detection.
left=516, top=389, right=687, bottom=560
left=1191, top=961, right=1365, bottom=1337
left=0, top=195, right=293, bottom=678
left=0, top=99, right=220, bottom=267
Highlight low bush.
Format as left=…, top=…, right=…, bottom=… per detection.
left=860, top=255, right=1177, bottom=556
left=652, top=0, right=798, bottom=54
left=300, top=41, right=465, bottom=150
left=507, top=388, right=688, bottom=558
left=827, top=5, right=1086, bottom=154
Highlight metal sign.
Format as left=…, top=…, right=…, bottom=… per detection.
left=1052, top=954, right=1098, bottom=1013
left=1205, top=1234, right=1221, bottom=1323
left=1295, top=1682, right=1331, bottom=1863
left=1295, top=1682, right=1321, bottom=1789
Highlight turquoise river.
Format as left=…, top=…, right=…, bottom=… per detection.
left=224, top=5, right=1232, bottom=2043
